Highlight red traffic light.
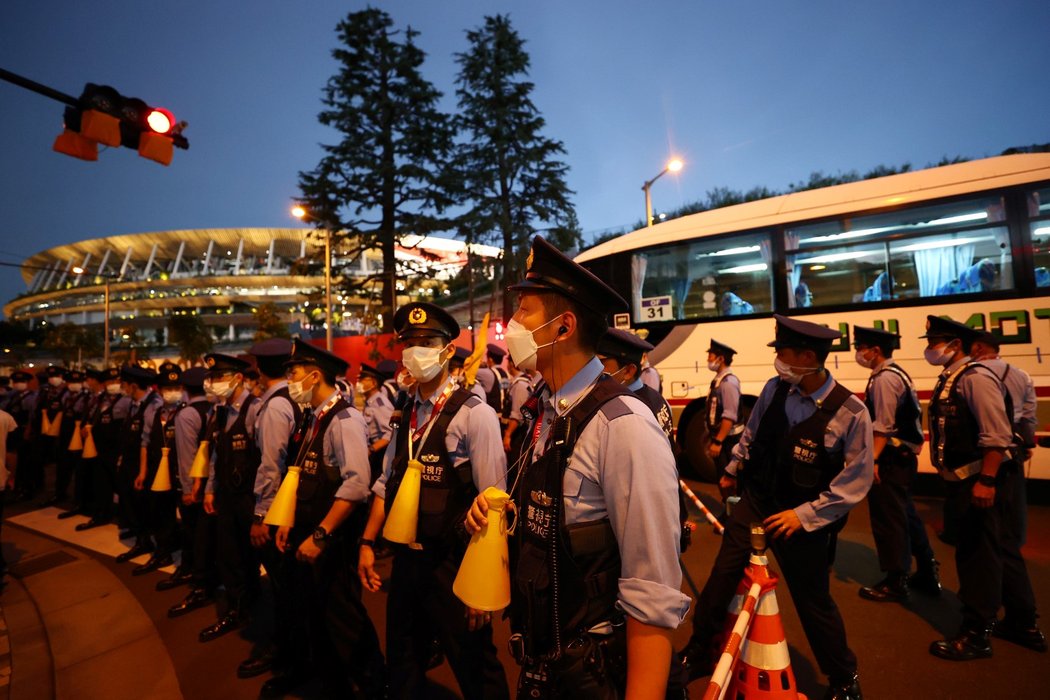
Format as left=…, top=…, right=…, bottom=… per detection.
left=146, top=108, right=174, bottom=135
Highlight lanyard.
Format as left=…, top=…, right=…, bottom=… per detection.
left=408, top=383, right=455, bottom=463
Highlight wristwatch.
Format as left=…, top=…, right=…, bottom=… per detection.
left=711, top=438, right=723, bottom=446
left=253, top=513, right=265, bottom=524
left=312, top=526, right=329, bottom=544
left=358, top=537, right=375, bottom=548
left=976, top=474, right=997, bottom=487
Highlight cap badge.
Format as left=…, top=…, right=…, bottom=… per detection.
left=168, top=372, right=178, bottom=382
left=409, top=308, right=427, bottom=325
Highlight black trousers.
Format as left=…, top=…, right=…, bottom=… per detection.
left=214, top=489, right=260, bottom=612
left=191, top=504, right=218, bottom=590
left=690, top=490, right=857, bottom=682
left=867, top=449, right=933, bottom=573
left=387, top=546, right=509, bottom=700
left=72, top=450, right=93, bottom=512
left=147, top=489, right=179, bottom=556
left=116, top=455, right=147, bottom=539
left=176, top=499, right=201, bottom=573
left=945, top=465, right=1038, bottom=630
left=517, top=625, right=627, bottom=700
left=282, top=530, right=385, bottom=695
left=91, top=453, right=118, bottom=522
left=54, top=442, right=79, bottom=500
left=24, top=434, right=55, bottom=496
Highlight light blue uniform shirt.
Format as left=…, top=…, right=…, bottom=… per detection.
left=728, top=373, right=874, bottom=532
left=867, top=360, right=921, bottom=448
left=363, top=391, right=394, bottom=446
left=253, top=380, right=298, bottom=517
left=711, top=369, right=741, bottom=425
left=374, top=375, right=506, bottom=500
left=978, top=357, right=1037, bottom=446
left=318, top=391, right=374, bottom=503
left=205, top=388, right=261, bottom=494
left=174, top=397, right=209, bottom=493
left=532, top=357, right=689, bottom=630
left=506, top=374, right=533, bottom=422
left=137, top=392, right=162, bottom=449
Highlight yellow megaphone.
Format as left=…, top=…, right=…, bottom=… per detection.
left=150, top=447, right=173, bottom=492
left=263, top=466, right=300, bottom=528
left=40, top=411, right=52, bottom=437
left=383, top=459, right=423, bottom=545
left=188, top=441, right=210, bottom=479
left=82, top=424, right=98, bottom=459
left=46, top=411, right=64, bottom=437
left=453, top=487, right=512, bottom=611
left=68, top=420, right=84, bottom=451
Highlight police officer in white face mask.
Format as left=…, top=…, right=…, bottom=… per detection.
left=681, top=314, right=872, bottom=699
left=358, top=301, right=509, bottom=700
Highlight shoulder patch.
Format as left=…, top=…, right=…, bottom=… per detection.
left=462, top=394, right=484, bottom=409
left=598, top=396, right=633, bottom=422
left=842, top=395, right=866, bottom=415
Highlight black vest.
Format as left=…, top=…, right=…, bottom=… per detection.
left=864, top=363, right=923, bottom=448
left=738, top=380, right=852, bottom=512
left=91, top=393, right=125, bottom=460
left=35, top=386, right=67, bottom=435
left=145, top=402, right=183, bottom=483
left=634, top=383, right=673, bottom=441
left=385, top=388, right=477, bottom=549
left=214, top=395, right=261, bottom=494
left=295, top=397, right=348, bottom=530
left=514, top=375, right=630, bottom=660
left=119, top=393, right=160, bottom=469
left=704, top=372, right=738, bottom=432
left=6, top=389, right=34, bottom=426
left=483, top=367, right=504, bottom=415
left=928, top=362, right=1000, bottom=473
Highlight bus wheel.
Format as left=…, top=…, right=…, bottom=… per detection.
left=676, top=399, right=717, bottom=483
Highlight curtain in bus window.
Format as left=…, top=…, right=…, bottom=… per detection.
left=631, top=254, right=647, bottom=321
left=783, top=232, right=803, bottom=307
left=912, top=242, right=974, bottom=296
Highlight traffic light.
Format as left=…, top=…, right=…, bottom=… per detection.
left=52, top=83, right=188, bottom=165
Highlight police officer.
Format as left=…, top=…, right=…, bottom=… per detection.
left=704, top=340, right=744, bottom=473
left=358, top=362, right=394, bottom=486
left=258, top=340, right=385, bottom=698
left=23, top=366, right=67, bottom=502
left=475, top=344, right=509, bottom=415
left=238, top=338, right=301, bottom=680
left=596, top=326, right=674, bottom=441
left=76, top=368, right=131, bottom=531
left=60, top=368, right=104, bottom=521
left=198, top=353, right=263, bottom=642
left=3, top=371, right=36, bottom=498
left=359, top=301, right=509, bottom=700
left=115, top=365, right=162, bottom=562
left=467, top=237, right=689, bottom=697
left=922, top=316, right=1045, bottom=659
left=132, top=363, right=186, bottom=575
left=853, top=326, right=939, bottom=602
left=501, top=358, right=535, bottom=457
left=680, top=314, right=872, bottom=700
left=376, top=359, right=401, bottom=405
left=50, top=369, right=91, bottom=508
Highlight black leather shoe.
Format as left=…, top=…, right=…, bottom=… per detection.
left=156, top=570, right=193, bottom=591
left=992, top=620, right=1048, bottom=653
left=118, top=529, right=135, bottom=540
left=237, top=650, right=274, bottom=679
left=259, top=672, right=308, bottom=699
left=909, top=560, right=942, bottom=596
left=824, top=674, right=862, bottom=700
left=859, top=574, right=908, bottom=603
left=199, top=612, right=243, bottom=643
left=132, top=553, right=174, bottom=576
left=930, top=628, right=993, bottom=661
left=75, top=518, right=110, bottom=531
left=115, top=542, right=154, bottom=563
left=168, top=588, right=213, bottom=618
left=57, top=508, right=83, bottom=520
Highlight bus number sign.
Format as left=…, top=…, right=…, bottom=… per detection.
left=641, top=295, right=672, bottom=321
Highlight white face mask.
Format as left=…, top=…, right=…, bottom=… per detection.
left=707, top=359, right=722, bottom=373
left=924, top=343, right=955, bottom=367
left=13, top=382, right=28, bottom=392
left=287, top=378, right=314, bottom=406
left=48, top=376, right=64, bottom=387
left=105, top=383, right=122, bottom=395
left=67, top=383, right=83, bottom=393
left=205, top=379, right=235, bottom=400
left=774, top=357, right=817, bottom=385
left=854, top=349, right=876, bottom=369
left=162, top=389, right=183, bottom=405
left=355, top=381, right=366, bottom=396
left=504, top=317, right=560, bottom=371
left=402, top=344, right=449, bottom=382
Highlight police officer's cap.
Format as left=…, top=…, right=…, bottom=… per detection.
left=249, top=338, right=292, bottom=377
left=450, top=346, right=471, bottom=367
left=486, top=343, right=506, bottom=361
left=84, top=368, right=104, bottom=382
left=509, top=236, right=627, bottom=317
left=64, top=369, right=86, bottom=383
left=359, top=362, right=385, bottom=382
left=283, top=338, right=349, bottom=378
left=394, top=302, right=459, bottom=341
left=919, top=315, right=982, bottom=344
left=121, top=364, right=157, bottom=385
left=101, top=367, right=122, bottom=382
left=158, top=364, right=183, bottom=388
left=853, top=326, right=900, bottom=351
left=707, top=339, right=737, bottom=358
left=181, top=367, right=208, bottom=391
left=596, top=328, right=653, bottom=365
left=11, top=370, right=33, bottom=383
left=375, top=359, right=398, bottom=379
left=45, top=365, right=65, bottom=379
left=974, top=331, right=1001, bottom=350
left=767, top=314, right=842, bottom=351
left=203, top=353, right=251, bottom=375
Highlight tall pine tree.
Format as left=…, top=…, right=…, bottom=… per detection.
left=298, top=8, right=454, bottom=332
left=452, top=14, right=580, bottom=321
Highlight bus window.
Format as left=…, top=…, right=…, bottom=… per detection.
left=1028, top=187, right=1050, bottom=287
left=786, top=241, right=888, bottom=307
left=887, top=227, right=1012, bottom=296
left=630, top=231, right=772, bottom=323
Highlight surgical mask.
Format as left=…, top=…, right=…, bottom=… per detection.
left=105, top=383, right=122, bottom=395
left=162, top=389, right=182, bottom=405
left=13, top=382, right=28, bottom=392
left=287, top=374, right=315, bottom=406
left=854, top=349, right=876, bottom=369
left=924, top=344, right=955, bottom=367
left=774, top=357, right=817, bottom=385
left=206, top=379, right=235, bottom=400
left=504, top=317, right=560, bottom=371
left=48, top=376, right=64, bottom=387
left=402, top=344, right=449, bottom=382
left=707, top=359, right=722, bottom=373
left=355, top=382, right=366, bottom=396
left=67, top=383, right=83, bottom=393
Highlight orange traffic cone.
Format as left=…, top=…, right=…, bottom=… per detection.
left=82, top=424, right=98, bottom=459
left=46, top=411, right=64, bottom=437
left=68, top=420, right=84, bottom=451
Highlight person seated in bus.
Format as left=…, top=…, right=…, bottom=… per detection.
left=1034, top=267, right=1049, bottom=287
left=720, top=291, right=753, bottom=316
left=863, top=271, right=893, bottom=302
left=958, top=258, right=996, bottom=294
left=794, top=281, right=814, bottom=308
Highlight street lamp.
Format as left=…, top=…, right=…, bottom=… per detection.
left=72, top=266, right=117, bottom=367
left=291, top=205, right=333, bottom=351
left=642, top=157, right=684, bottom=227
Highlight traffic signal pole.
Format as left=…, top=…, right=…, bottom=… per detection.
left=0, top=67, right=79, bottom=108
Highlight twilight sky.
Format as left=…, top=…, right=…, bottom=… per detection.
left=1, top=0, right=1047, bottom=315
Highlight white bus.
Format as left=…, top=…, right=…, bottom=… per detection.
left=575, top=153, right=1050, bottom=481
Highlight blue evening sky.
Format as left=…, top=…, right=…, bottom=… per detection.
left=1, top=0, right=1047, bottom=315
